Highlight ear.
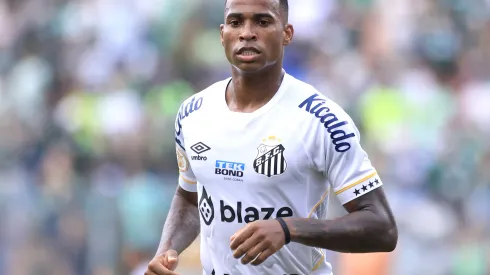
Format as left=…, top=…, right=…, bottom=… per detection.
left=220, top=24, right=225, bottom=46
left=283, top=24, right=294, bottom=46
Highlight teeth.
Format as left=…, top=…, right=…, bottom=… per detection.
left=241, top=50, right=257, bottom=56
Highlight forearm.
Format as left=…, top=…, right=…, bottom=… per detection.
left=156, top=192, right=200, bottom=256
left=285, top=209, right=397, bottom=253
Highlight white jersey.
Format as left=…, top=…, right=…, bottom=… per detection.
left=174, top=72, right=383, bottom=275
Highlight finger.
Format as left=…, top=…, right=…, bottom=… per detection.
left=166, top=257, right=178, bottom=272
left=149, top=261, right=180, bottom=275
left=232, top=233, right=261, bottom=259
left=163, top=250, right=179, bottom=271
left=148, top=261, right=178, bottom=275
left=230, top=226, right=254, bottom=250
left=240, top=241, right=270, bottom=265
left=251, top=247, right=275, bottom=266
left=145, top=269, right=168, bottom=275
left=230, top=226, right=246, bottom=242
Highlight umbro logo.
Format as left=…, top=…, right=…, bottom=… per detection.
left=190, top=142, right=210, bottom=161
left=191, top=142, right=211, bottom=154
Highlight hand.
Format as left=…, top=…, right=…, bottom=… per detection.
left=145, top=250, right=180, bottom=275
left=230, top=219, right=286, bottom=265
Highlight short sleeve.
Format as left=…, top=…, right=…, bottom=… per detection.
left=325, top=122, right=382, bottom=205
left=301, top=93, right=382, bottom=205
left=175, top=105, right=197, bottom=192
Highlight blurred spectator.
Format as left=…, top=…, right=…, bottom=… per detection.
left=0, top=0, right=489, bottom=274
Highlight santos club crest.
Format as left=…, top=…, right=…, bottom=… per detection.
left=253, top=136, right=287, bottom=177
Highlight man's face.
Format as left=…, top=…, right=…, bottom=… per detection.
left=220, top=0, right=293, bottom=73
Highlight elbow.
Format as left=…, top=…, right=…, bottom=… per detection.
left=380, top=222, right=398, bottom=252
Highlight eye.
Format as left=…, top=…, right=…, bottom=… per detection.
left=258, top=20, right=270, bottom=27
left=229, top=20, right=240, bottom=27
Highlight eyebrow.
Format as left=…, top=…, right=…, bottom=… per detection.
left=226, top=12, right=276, bottom=20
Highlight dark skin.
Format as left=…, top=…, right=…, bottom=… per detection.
left=230, top=189, right=398, bottom=265
left=155, top=187, right=199, bottom=256
left=147, top=0, right=397, bottom=273
left=146, top=187, right=199, bottom=275
left=221, top=0, right=293, bottom=112
left=222, top=0, right=397, bottom=266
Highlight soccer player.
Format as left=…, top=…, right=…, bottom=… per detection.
left=145, top=0, right=398, bottom=274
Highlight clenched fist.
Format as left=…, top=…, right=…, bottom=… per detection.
left=145, top=250, right=180, bottom=275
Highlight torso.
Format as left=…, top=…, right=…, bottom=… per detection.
left=179, top=74, right=334, bottom=274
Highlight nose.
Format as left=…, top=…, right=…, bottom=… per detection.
left=239, top=22, right=257, bottom=41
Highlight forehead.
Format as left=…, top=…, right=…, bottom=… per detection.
left=225, top=0, right=280, bottom=16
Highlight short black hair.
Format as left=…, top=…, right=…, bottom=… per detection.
left=225, top=0, right=289, bottom=23
left=278, top=0, right=289, bottom=22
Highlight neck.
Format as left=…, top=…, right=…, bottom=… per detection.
left=227, top=64, right=285, bottom=112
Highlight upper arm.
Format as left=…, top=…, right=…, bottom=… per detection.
left=343, top=187, right=398, bottom=249
left=175, top=102, right=198, bottom=193
left=312, top=99, right=396, bottom=226
left=176, top=185, right=198, bottom=206
left=302, top=94, right=394, bottom=219
left=343, top=187, right=395, bottom=225
left=325, top=122, right=383, bottom=205
left=304, top=96, right=382, bottom=204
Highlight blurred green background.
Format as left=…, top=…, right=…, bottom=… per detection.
left=0, top=0, right=489, bottom=274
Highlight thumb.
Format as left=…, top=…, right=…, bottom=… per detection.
left=164, top=250, right=179, bottom=271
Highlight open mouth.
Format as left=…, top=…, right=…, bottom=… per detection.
left=236, top=47, right=261, bottom=62
left=237, top=47, right=261, bottom=55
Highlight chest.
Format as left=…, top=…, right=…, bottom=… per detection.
left=182, top=116, right=311, bottom=186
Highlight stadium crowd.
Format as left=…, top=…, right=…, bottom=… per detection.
left=0, top=0, right=489, bottom=274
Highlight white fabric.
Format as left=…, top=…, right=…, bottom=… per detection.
left=174, top=72, right=382, bottom=275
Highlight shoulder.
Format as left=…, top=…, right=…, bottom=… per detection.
left=285, top=75, right=359, bottom=153
left=285, top=75, right=354, bottom=125
left=175, top=78, right=230, bottom=136
left=179, top=78, right=230, bottom=111
left=176, top=77, right=230, bottom=120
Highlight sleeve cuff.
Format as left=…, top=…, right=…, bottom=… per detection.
left=334, top=172, right=383, bottom=205
left=179, top=175, right=197, bottom=192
